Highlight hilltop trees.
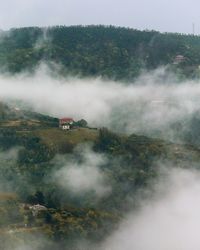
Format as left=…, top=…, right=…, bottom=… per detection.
left=0, top=25, right=200, bottom=80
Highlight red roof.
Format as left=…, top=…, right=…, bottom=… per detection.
left=60, top=118, right=74, bottom=124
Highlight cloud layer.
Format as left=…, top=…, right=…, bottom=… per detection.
left=2, top=66, right=200, bottom=249
left=101, top=168, right=200, bottom=250
left=1, top=66, right=200, bottom=142
left=53, top=146, right=111, bottom=198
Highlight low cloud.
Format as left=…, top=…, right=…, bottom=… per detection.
left=101, top=168, right=200, bottom=250
left=53, top=145, right=111, bottom=198
left=0, top=66, right=200, bottom=142
left=0, top=148, right=20, bottom=192
left=2, top=66, right=200, bottom=249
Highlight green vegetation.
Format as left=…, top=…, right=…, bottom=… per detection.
left=1, top=105, right=200, bottom=248
left=0, top=25, right=200, bottom=80
left=2, top=25, right=200, bottom=248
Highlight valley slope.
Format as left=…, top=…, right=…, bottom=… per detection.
left=1, top=104, right=200, bottom=249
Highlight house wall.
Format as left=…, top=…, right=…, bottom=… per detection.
left=62, top=125, right=70, bottom=130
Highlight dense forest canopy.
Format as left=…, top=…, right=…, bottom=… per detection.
left=0, top=25, right=200, bottom=80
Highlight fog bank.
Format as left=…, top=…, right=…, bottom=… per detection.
left=101, top=168, right=200, bottom=250
left=2, top=66, right=200, bottom=249
left=53, top=146, right=111, bottom=198
left=1, top=66, right=200, bottom=142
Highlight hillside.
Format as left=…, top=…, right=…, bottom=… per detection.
left=0, top=25, right=200, bottom=80
left=1, top=105, right=200, bottom=248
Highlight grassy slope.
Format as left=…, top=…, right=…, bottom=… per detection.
left=33, top=127, right=98, bottom=148
left=0, top=104, right=98, bottom=153
left=1, top=113, right=200, bottom=162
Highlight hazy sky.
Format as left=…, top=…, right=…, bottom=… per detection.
left=0, top=0, right=200, bottom=34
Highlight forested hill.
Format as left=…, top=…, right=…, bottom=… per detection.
left=1, top=25, right=200, bottom=80
left=2, top=104, right=200, bottom=248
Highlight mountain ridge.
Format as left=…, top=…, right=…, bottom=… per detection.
left=0, top=25, right=200, bottom=80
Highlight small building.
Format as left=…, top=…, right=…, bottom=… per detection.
left=59, top=117, right=74, bottom=130
left=30, top=204, right=47, bottom=216
left=173, top=55, right=186, bottom=65
left=21, top=203, right=48, bottom=216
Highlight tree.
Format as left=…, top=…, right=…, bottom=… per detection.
left=76, top=119, right=88, bottom=127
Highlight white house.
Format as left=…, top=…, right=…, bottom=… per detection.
left=59, top=117, right=74, bottom=130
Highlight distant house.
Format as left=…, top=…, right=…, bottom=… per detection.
left=22, top=203, right=47, bottom=216
left=59, top=117, right=74, bottom=130
left=173, top=55, right=186, bottom=64
left=30, top=204, right=47, bottom=216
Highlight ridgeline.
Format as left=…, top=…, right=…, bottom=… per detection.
left=0, top=25, right=200, bottom=80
